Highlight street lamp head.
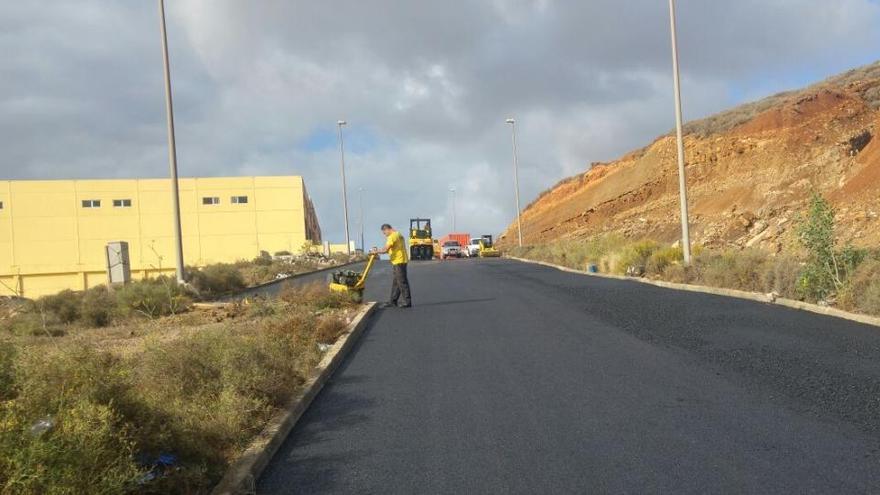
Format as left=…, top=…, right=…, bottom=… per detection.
left=505, top=118, right=515, bottom=124
left=337, top=120, right=347, bottom=126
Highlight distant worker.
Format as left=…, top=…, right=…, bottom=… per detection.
left=375, top=223, right=412, bottom=308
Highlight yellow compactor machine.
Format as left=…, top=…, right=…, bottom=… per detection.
left=409, top=218, right=434, bottom=260
left=328, top=253, right=378, bottom=302
left=479, top=235, right=501, bottom=257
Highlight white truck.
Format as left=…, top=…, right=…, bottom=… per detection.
left=465, top=238, right=482, bottom=257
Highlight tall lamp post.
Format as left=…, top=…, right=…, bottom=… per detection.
left=506, top=118, right=524, bottom=247
left=668, top=0, right=692, bottom=264
left=157, top=0, right=185, bottom=283
left=337, top=120, right=351, bottom=255
left=450, top=187, right=457, bottom=232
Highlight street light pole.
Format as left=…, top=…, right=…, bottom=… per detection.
left=358, top=187, right=365, bottom=253
left=157, top=0, right=185, bottom=284
left=337, top=120, right=351, bottom=255
left=668, top=0, right=692, bottom=264
left=506, top=118, right=524, bottom=247
left=450, top=187, right=457, bottom=232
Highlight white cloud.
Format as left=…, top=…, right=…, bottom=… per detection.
left=1, top=0, right=879, bottom=249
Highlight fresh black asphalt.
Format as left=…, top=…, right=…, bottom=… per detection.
left=257, top=258, right=880, bottom=494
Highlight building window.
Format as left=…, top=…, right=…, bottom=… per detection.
left=82, top=199, right=101, bottom=208
left=231, top=196, right=248, bottom=204
left=112, top=199, right=132, bottom=208
left=202, top=197, right=220, bottom=205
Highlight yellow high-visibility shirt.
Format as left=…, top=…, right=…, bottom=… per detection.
left=386, top=231, right=408, bottom=265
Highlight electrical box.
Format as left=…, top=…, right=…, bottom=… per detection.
left=105, top=241, right=131, bottom=285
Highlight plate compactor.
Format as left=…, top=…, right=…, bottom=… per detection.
left=328, top=253, right=378, bottom=303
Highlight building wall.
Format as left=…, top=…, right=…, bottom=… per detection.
left=0, top=176, right=321, bottom=298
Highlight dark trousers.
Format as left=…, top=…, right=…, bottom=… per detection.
left=390, top=263, right=412, bottom=306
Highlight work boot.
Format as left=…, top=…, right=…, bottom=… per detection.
left=399, top=303, right=412, bottom=308
left=378, top=302, right=396, bottom=309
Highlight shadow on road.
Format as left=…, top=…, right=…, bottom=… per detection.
left=258, top=320, right=380, bottom=493
left=258, top=386, right=376, bottom=492
left=410, top=297, right=496, bottom=308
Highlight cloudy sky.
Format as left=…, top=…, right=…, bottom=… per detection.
left=2, top=1, right=880, bottom=249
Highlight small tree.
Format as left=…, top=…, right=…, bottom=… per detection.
left=796, top=192, right=862, bottom=301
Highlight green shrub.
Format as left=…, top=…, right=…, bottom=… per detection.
left=38, top=290, right=82, bottom=325
left=188, top=264, right=246, bottom=299
left=661, top=263, right=690, bottom=283
left=252, top=252, right=274, bottom=266
left=13, top=344, right=125, bottom=415
left=115, top=277, right=191, bottom=319
left=1, top=311, right=55, bottom=337
left=0, top=283, right=351, bottom=492
left=510, top=235, right=626, bottom=271
left=0, top=342, right=15, bottom=401
left=795, top=192, right=863, bottom=301
left=614, top=240, right=660, bottom=276
left=279, top=283, right=351, bottom=310
left=246, top=297, right=277, bottom=318
left=0, top=398, right=142, bottom=494
left=646, top=246, right=683, bottom=277
left=692, top=249, right=770, bottom=292
left=761, top=256, right=803, bottom=299
left=81, top=287, right=116, bottom=327
left=839, top=259, right=880, bottom=315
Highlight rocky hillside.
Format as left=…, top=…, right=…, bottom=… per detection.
left=502, top=62, right=880, bottom=253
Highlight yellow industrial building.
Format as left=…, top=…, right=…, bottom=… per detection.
left=0, top=176, right=321, bottom=298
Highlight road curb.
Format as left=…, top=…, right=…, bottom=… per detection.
left=211, top=302, right=377, bottom=495
left=507, top=256, right=880, bottom=329
left=223, top=259, right=365, bottom=301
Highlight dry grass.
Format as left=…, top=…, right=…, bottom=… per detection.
left=512, top=239, right=879, bottom=317
left=0, top=283, right=356, bottom=494
left=233, top=253, right=356, bottom=288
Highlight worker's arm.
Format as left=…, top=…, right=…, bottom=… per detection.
left=374, top=233, right=394, bottom=254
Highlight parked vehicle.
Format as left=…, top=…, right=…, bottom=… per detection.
left=440, top=240, right=462, bottom=259
left=440, top=233, right=470, bottom=253
left=466, top=238, right=482, bottom=257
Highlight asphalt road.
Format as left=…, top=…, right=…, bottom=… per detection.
left=258, top=258, right=880, bottom=494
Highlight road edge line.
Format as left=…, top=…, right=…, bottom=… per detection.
left=507, top=256, right=880, bottom=329
left=210, top=302, right=377, bottom=495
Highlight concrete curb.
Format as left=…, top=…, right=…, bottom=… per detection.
left=507, top=256, right=880, bottom=329
left=211, top=302, right=377, bottom=495
left=222, top=259, right=365, bottom=301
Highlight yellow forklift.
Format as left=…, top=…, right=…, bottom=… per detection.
left=328, top=253, right=378, bottom=303
left=478, top=234, right=501, bottom=257
left=409, top=218, right=434, bottom=260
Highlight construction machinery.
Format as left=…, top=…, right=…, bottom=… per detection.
left=409, top=218, right=434, bottom=260
left=478, top=234, right=501, bottom=257
left=328, top=253, right=378, bottom=303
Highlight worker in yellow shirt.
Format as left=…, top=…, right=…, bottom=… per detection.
left=374, top=223, right=412, bottom=308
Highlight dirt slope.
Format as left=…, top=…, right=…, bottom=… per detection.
left=502, top=62, right=880, bottom=252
